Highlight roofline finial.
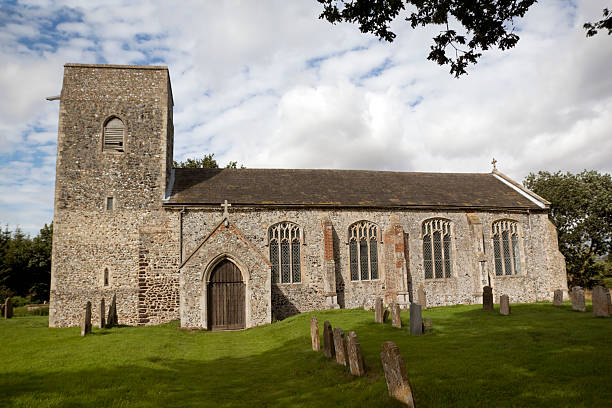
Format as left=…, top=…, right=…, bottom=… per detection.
left=491, top=157, right=497, bottom=172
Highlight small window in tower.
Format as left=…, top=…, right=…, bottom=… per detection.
left=104, top=268, right=109, bottom=287
left=103, top=117, right=125, bottom=152
left=106, top=197, right=114, bottom=211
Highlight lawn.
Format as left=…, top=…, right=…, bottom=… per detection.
left=1, top=302, right=611, bottom=407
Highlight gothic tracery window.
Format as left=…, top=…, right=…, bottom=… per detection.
left=492, top=220, right=521, bottom=276
left=349, top=221, right=379, bottom=281
left=269, top=222, right=301, bottom=284
left=103, top=117, right=125, bottom=152
left=422, top=218, right=453, bottom=279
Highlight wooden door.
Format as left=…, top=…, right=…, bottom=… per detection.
left=208, top=260, right=245, bottom=330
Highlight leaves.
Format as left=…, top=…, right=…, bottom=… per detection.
left=318, top=0, right=536, bottom=77
left=173, top=154, right=244, bottom=169
left=584, top=8, right=612, bottom=37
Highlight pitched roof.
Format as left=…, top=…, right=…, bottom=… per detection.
left=163, top=168, right=547, bottom=210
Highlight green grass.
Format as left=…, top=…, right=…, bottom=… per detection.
left=1, top=303, right=611, bottom=407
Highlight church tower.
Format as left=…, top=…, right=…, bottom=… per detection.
left=49, top=64, right=179, bottom=327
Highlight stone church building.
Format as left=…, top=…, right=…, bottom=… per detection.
left=49, top=63, right=568, bottom=329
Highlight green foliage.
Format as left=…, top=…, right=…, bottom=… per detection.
left=317, top=0, right=536, bottom=77
left=13, top=305, right=49, bottom=317
left=524, top=170, right=612, bottom=288
left=173, top=153, right=244, bottom=169
left=584, top=8, right=612, bottom=37
left=1, top=305, right=612, bottom=406
left=0, top=223, right=52, bottom=304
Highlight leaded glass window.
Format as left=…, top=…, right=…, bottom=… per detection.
left=348, top=221, right=379, bottom=281
left=268, top=222, right=302, bottom=284
left=492, top=220, right=522, bottom=276
left=422, top=219, right=453, bottom=279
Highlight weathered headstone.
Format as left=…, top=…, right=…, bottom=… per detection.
left=483, top=286, right=493, bottom=311
left=381, top=341, right=415, bottom=407
left=81, top=301, right=92, bottom=337
left=391, top=302, right=402, bottom=328
left=417, top=285, right=427, bottom=309
left=553, top=289, right=563, bottom=306
left=383, top=309, right=390, bottom=323
left=3, top=297, right=13, bottom=319
left=323, top=320, right=335, bottom=359
left=409, top=303, right=423, bottom=336
left=333, top=328, right=348, bottom=366
left=571, top=287, right=586, bottom=312
left=310, top=316, right=320, bottom=351
left=592, top=286, right=611, bottom=318
left=107, top=294, right=118, bottom=327
left=100, top=298, right=106, bottom=328
left=423, top=317, right=433, bottom=334
left=347, top=331, right=366, bottom=376
left=499, top=294, right=511, bottom=315
left=375, top=297, right=384, bottom=323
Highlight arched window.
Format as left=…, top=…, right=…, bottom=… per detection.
left=103, top=117, right=125, bottom=152
left=422, top=218, right=453, bottom=279
left=349, top=221, right=379, bottom=281
left=269, top=222, right=301, bottom=284
left=492, top=220, right=521, bottom=276
left=103, top=268, right=109, bottom=286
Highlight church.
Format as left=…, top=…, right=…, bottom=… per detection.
left=49, top=63, right=568, bottom=329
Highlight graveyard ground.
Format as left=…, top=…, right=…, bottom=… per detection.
left=0, top=303, right=611, bottom=407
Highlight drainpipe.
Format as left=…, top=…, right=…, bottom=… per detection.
left=179, top=206, right=186, bottom=264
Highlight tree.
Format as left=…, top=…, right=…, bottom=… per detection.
left=317, top=0, right=536, bottom=77
left=584, top=8, right=612, bottom=37
left=524, top=170, right=612, bottom=288
left=173, top=153, right=244, bottom=169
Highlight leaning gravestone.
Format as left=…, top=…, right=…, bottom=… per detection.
left=483, top=286, right=493, bottom=311
left=347, top=331, right=366, bottom=376
left=381, top=341, right=415, bottom=407
left=500, top=294, right=511, bottom=315
left=81, top=301, right=92, bottom=337
left=100, top=298, right=106, bottom=328
left=375, top=297, right=384, bottom=323
left=3, top=297, right=13, bottom=319
left=423, top=317, right=433, bottom=334
left=391, top=302, right=402, bottom=328
left=553, top=289, right=563, bottom=306
left=107, top=294, right=118, bottom=327
left=571, top=287, right=586, bottom=312
left=333, top=328, right=348, bottom=366
left=409, top=303, right=423, bottom=336
left=417, top=285, right=427, bottom=309
left=310, top=316, right=320, bottom=351
left=323, top=320, right=335, bottom=359
left=592, top=286, right=611, bottom=318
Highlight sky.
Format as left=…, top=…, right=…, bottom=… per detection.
left=0, top=0, right=611, bottom=235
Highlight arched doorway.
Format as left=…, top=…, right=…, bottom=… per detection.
left=208, top=259, right=245, bottom=330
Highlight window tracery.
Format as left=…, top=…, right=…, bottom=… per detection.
left=349, top=221, right=379, bottom=281
left=422, top=219, right=453, bottom=279
left=492, top=220, right=521, bottom=276
left=269, top=222, right=301, bottom=283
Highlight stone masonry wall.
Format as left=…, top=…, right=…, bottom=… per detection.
left=50, top=64, right=178, bottom=327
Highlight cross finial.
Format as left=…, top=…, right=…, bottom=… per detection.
left=491, top=158, right=497, bottom=171
left=221, top=200, right=231, bottom=219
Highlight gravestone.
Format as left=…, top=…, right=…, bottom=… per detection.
left=323, top=320, right=335, bottom=359
left=571, top=287, right=586, bottom=312
left=81, top=301, right=92, bottom=337
left=592, top=286, right=611, bottom=318
left=347, top=331, right=366, bottom=376
left=333, top=328, right=348, bottom=366
left=375, top=297, right=384, bottom=323
left=3, top=297, right=13, bottom=319
left=499, top=294, right=511, bottom=315
left=553, top=289, right=563, bottom=306
left=483, top=286, right=493, bottom=311
left=107, top=294, right=118, bottom=327
left=383, top=309, right=390, bottom=323
left=423, top=317, right=433, bottom=334
left=380, top=341, right=415, bottom=407
left=391, top=302, right=402, bottom=328
left=100, top=298, right=106, bottom=328
left=417, top=285, right=427, bottom=309
left=310, top=316, right=320, bottom=351
left=409, top=303, right=423, bottom=336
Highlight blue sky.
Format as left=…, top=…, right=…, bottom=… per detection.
left=0, top=0, right=611, bottom=235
